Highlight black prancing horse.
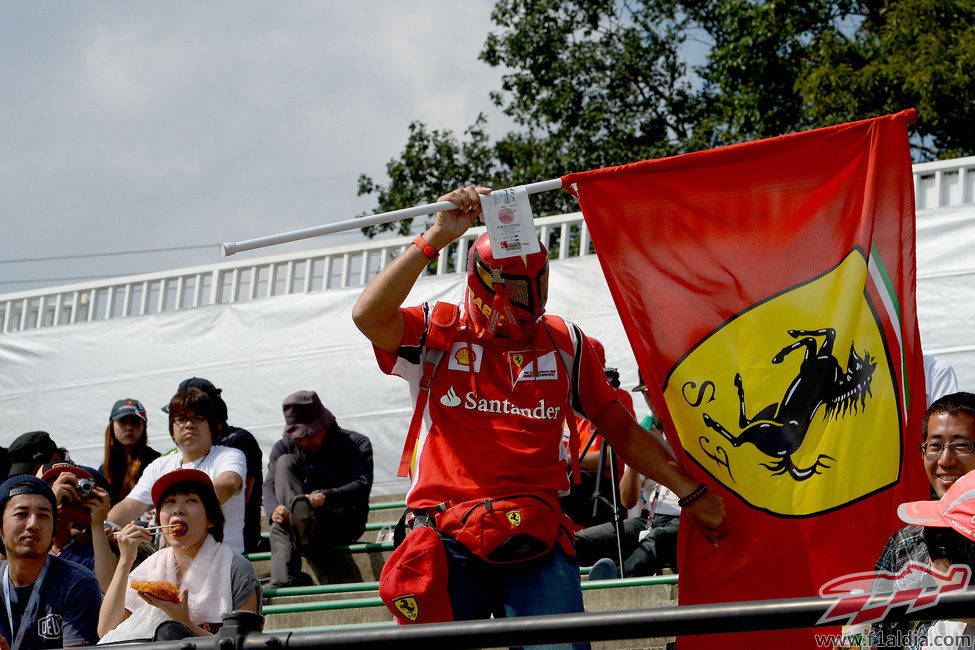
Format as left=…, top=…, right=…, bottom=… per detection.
left=702, top=328, right=877, bottom=481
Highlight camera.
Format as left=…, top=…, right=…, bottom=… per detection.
left=76, top=478, right=95, bottom=499
left=604, top=367, right=620, bottom=389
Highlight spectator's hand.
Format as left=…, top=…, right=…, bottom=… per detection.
left=84, top=487, right=111, bottom=529
left=115, top=522, right=152, bottom=562
left=271, top=504, right=290, bottom=524
left=427, top=186, right=491, bottom=249
left=683, top=492, right=729, bottom=547
left=140, top=589, right=192, bottom=627
left=50, top=472, right=80, bottom=504
left=306, top=492, right=326, bottom=509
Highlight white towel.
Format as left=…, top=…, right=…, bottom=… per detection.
left=124, top=534, right=235, bottom=625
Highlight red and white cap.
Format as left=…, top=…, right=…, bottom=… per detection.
left=897, top=470, right=975, bottom=542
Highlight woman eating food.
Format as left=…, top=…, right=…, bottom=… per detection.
left=97, top=469, right=261, bottom=642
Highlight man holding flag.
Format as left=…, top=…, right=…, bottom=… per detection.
left=352, top=185, right=727, bottom=632
left=563, top=110, right=927, bottom=647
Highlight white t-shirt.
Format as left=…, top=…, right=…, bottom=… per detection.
left=924, top=354, right=959, bottom=406
left=127, top=445, right=247, bottom=554
left=637, top=478, right=681, bottom=518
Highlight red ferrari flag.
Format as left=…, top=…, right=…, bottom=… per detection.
left=562, top=111, right=927, bottom=648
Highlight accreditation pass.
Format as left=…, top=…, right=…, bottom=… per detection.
left=480, top=186, right=541, bottom=259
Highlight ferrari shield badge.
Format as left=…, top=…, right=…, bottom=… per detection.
left=663, top=249, right=901, bottom=516
left=394, top=595, right=419, bottom=622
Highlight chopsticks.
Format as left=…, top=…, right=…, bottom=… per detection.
left=145, top=523, right=184, bottom=533
left=111, top=523, right=183, bottom=538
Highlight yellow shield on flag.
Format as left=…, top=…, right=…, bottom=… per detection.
left=664, top=249, right=900, bottom=516
left=507, top=511, right=522, bottom=527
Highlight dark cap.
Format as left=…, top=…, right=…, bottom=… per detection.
left=0, top=475, right=57, bottom=524
left=631, top=372, right=647, bottom=393
left=282, top=391, right=334, bottom=440
left=162, top=377, right=222, bottom=413
left=110, top=398, right=147, bottom=422
left=8, top=431, right=59, bottom=477
left=151, top=468, right=215, bottom=512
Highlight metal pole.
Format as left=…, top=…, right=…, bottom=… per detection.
left=276, top=589, right=975, bottom=649
left=97, top=589, right=975, bottom=649
left=219, top=178, right=564, bottom=257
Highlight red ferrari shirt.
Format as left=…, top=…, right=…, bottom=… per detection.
left=375, top=303, right=618, bottom=509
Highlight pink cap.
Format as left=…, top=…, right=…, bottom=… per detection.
left=897, top=471, right=975, bottom=541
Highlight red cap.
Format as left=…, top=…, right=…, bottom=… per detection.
left=151, top=469, right=215, bottom=512
left=897, top=471, right=975, bottom=541
left=40, top=462, right=92, bottom=483
left=379, top=525, right=453, bottom=624
left=40, top=462, right=93, bottom=526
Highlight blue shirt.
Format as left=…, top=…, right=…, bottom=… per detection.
left=55, top=540, right=94, bottom=572
left=0, top=557, right=102, bottom=648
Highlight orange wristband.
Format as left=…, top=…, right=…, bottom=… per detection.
left=413, top=234, right=439, bottom=260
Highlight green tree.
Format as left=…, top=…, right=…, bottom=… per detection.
left=359, top=0, right=975, bottom=234
left=356, top=116, right=498, bottom=237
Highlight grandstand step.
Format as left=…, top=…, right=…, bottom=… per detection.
left=261, top=578, right=678, bottom=649
left=249, top=544, right=394, bottom=585
left=259, top=495, right=405, bottom=537
left=365, top=497, right=405, bottom=526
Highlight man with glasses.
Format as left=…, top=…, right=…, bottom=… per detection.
left=872, top=391, right=975, bottom=647
left=107, top=388, right=247, bottom=553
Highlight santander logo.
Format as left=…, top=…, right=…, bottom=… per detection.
left=440, top=387, right=462, bottom=407
left=439, top=387, right=561, bottom=420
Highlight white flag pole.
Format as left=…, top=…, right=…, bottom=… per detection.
left=219, top=178, right=564, bottom=256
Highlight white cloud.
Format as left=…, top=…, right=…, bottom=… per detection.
left=1, top=1, right=515, bottom=293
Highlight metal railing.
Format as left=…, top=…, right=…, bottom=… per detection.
left=97, top=589, right=975, bottom=649
left=3, top=154, right=974, bottom=336
left=914, top=155, right=975, bottom=211
left=0, top=214, right=591, bottom=335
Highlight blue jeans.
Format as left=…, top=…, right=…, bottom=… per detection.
left=439, top=532, right=590, bottom=650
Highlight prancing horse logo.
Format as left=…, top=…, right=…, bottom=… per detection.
left=702, top=328, right=877, bottom=481
left=394, top=595, right=419, bottom=622
left=507, top=511, right=522, bottom=527
left=662, top=249, right=901, bottom=517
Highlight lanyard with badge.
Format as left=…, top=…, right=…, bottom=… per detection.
left=3, top=555, right=51, bottom=650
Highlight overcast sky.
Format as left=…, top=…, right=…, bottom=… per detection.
left=0, top=1, right=513, bottom=295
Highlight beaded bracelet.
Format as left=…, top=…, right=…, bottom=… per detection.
left=412, top=234, right=439, bottom=260
left=678, top=483, right=708, bottom=508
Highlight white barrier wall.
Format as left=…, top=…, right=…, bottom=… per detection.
left=1, top=201, right=973, bottom=495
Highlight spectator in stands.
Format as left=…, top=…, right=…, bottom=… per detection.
left=98, top=469, right=261, bottom=642
left=40, top=462, right=116, bottom=591
left=872, top=391, right=975, bottom=645
left=0, top=474, right=102, bottom=647
left=353, top=186, right=726, bottom=629
left=577, top=374, right=681, bottom=579
left=163, top=378, right=264, bottom=553
left=107, top=387, right=248, bottom=554
left=924, top=354, right=960, bottom=407
left=560, top=337, right=633, bottom=528
left=7, top=431, right=64, bottom=478
left=101, top=398, right=161, bottom=504
left=263, top=390, right=373, bottom=588
left=895, top=469, right=975, bottom=647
